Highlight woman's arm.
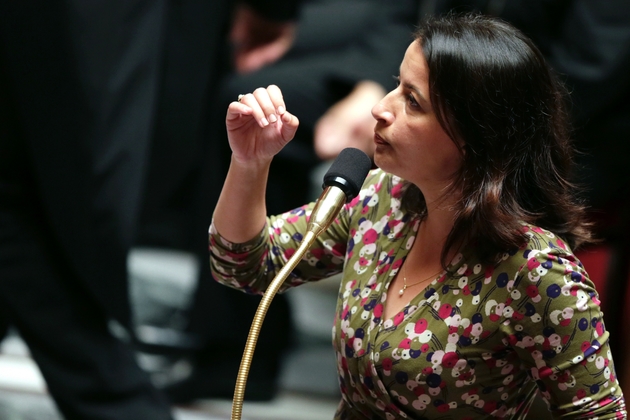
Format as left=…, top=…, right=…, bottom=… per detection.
left=212, top=85, right=299, bottom=243
left=509, top=243, right=626, bottom=418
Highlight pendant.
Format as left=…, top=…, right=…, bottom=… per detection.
left=399, top=286, right=406, bottom=296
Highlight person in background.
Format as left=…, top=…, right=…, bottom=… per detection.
left=139, top=0, right=301, bottom=403
left=0, top=0, right=298, bottom=417
left=210, top=13, right=626, bottom=419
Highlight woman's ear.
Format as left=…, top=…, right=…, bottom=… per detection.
left=455, top=138, right=466, bottom=156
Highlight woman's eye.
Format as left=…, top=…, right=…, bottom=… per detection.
left=407, top=94, right=419, bottom=108
left=393, top=75, right=421, bottom=110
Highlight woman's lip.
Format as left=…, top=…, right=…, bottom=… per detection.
left=374, top=132, right=388, bottom=145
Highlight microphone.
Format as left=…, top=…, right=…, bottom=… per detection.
left=323, top=147, right=373, bottom=199
left=230, top=148, right=371, bottom=420
left=306, top=147, right=372, bottom=237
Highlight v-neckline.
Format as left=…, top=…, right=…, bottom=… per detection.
left=378, top=216, right=467, bottom=328
left=379, top=215, right=420, bottom=326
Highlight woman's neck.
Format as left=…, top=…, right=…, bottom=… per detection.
left=413, top=199, right=459, bottom=268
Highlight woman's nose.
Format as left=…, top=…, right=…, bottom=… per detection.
left=371, top=94, right=394, bottom=125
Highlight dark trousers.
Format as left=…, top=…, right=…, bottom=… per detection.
left=0, top=193, right=173, bottom=420
left=0, top=0, right=173, bottom=417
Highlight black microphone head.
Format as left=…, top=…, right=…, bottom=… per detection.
left=322, top=148, right=372, bottom=201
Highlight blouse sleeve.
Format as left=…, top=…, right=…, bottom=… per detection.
left=208, top=169, right=388, bottom=295
left=506, top=237, right=626, bottom=418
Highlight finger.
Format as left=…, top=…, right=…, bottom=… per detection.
left=226, top=97, right=254, bottom=122
left=280, top=110, right=299, bottom=141
left=239, top=92, right=269, bottom=127
left=266, top=84, right=286, bottom=116
left=252, top=87, right=278, bottom=125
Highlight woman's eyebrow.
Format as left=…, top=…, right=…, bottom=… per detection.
left=397, top=69, right=429, bottom=104
left=401, top=80, right=429, bottom=104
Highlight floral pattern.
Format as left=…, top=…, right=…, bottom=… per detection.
left=209, top=168, right=626, bottom=419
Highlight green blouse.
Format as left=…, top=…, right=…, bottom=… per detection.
left=210, top=169, right=626, bottom=419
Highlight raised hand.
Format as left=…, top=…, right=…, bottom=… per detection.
left=216, top=85, right=299, bottom=243
left=226, top=84, right=299, bottom=164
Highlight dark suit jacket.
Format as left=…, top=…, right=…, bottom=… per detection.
left=0, top=0, right=300, bottom=327
left=0, top=0, right=131, bottom=322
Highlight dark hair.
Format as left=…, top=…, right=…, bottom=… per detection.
left=402, top=13, right=592, bottom=265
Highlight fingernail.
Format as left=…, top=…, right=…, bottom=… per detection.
left=268, top=114, right=277, bottom=123
left=277, top=106, right=285, bottom=115
left=260, top=117, right=269, bottom=127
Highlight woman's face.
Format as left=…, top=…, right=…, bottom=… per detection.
left=371, top=41, right=463, bottom=194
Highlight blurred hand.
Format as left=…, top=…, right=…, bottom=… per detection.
left=226, top=85, right=299, bottom=164
left=230, top=4, right=296, bottom=74
left=314, top=81, right=386, bottom=161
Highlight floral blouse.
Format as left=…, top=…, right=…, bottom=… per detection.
left=209, top=168, right=626, bottom=419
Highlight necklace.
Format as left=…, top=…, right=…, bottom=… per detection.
left=398, top=263, right=443, bottom=297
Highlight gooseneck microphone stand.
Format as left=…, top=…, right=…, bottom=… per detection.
left=230, top=148, right=372, bottom=420
left=230, top=185, right=347, bottom=420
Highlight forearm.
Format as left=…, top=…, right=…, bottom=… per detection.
left=212, top=154, right=270, bottom=244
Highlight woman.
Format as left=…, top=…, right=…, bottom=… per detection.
left=210, top=13, right=626, bottom=419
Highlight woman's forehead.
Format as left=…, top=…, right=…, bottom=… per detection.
left=400, top=42, right=429, bottom=87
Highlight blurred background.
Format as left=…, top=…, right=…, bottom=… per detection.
left=1, top=0, right=628, bottom=419
left=0, top=273, right=343, bottom=420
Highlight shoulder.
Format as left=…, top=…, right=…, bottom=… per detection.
left=347, top=169, right=405, bottom=209
left=344, top=169, right=411, bottom=224
left=341, top=169, right=417, bottom=262
left=491, top=223, right=595, bottom=306
left=492, top=223, right=580, bottom=272
left=470, top=222, right=590, bottom=299
left=516, top=224, right=583, bottom=277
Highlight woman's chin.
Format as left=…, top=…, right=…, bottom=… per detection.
left=372, top=149, right=391, bottom=171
